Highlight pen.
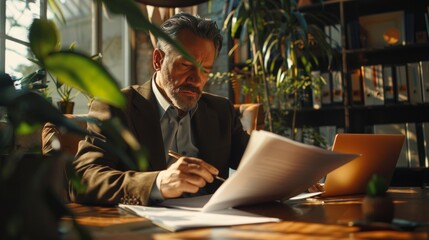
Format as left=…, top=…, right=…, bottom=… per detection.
left=306, top=197, right=361, bottom=205
left=167, top=150, right=226, bottom=182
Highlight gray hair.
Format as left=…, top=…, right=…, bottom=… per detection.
left=157, top=12, right=223, bottom=57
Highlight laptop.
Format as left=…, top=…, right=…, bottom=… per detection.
left=322, top=133, right=405, bottom=197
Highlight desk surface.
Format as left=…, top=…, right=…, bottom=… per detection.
left=64, top=187, right=429, bottom=240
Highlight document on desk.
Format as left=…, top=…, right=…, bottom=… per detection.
left=118, top=204, right=280, bottom=232
left=162, top=130, right=359, bottom=212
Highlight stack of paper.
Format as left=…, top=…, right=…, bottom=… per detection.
left=119, top=204, right=280, bottom=232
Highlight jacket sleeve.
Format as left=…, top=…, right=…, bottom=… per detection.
left=69, top=99, right=159, bottom=206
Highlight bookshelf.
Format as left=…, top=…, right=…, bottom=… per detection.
left=294, top=0, right=429, bottom=173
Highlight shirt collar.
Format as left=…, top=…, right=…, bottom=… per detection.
left=152, top=74, right=170, bottom=116
left=152, top=74, right=198, bottom=119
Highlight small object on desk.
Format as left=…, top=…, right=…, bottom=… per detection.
left=362, top=175, right=394, bottom=223
left=167, top=150, right=226, bottom=182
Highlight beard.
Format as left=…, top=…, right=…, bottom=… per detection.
left=166, top=83, right=202, bottom=112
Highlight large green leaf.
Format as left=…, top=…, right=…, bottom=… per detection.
left=44, top=51, right=125, bottom=108
left=29, top=19, right=60, bottom=60
left=99, top=118, right=148, bottom=171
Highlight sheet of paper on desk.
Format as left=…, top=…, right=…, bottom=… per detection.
left=163, top=130, right=358, bottom=212
left=118, top=204, right=280, bottom=232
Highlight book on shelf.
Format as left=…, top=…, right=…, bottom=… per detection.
left=311, top=70, right=322, bottom=109
left=395, top=64, right=409, bottom=103
left=421, top=61, right=429, bottom=103
left=405, top=123, right=420, bottom=168
left=350, top=69, right=364, bottom=104
left=321, top=72, right=332, bottom=106
left=331, top=70, right=343, bottom=104
left=407, top=62, right=423, bottom=104
left=422, top=123, right=429, bottom=167
left=382, top=65, right=395, bottom=104
left=373, top=124, right=408, bottom=167
left=363, top=65, right=384, bottom=106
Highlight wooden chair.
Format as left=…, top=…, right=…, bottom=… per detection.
left=41, top=114, right=87, bottom=157
left=234, top=103, right=264, bottom=134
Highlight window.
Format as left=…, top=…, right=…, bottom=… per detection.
left=0, top=0, right=130, bottom=114
left=1, top=0, right=44, bottom=78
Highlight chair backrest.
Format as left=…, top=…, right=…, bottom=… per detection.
left=41, top=114, right=87, bottom=156
left=234, top=103, right=264, bottom=134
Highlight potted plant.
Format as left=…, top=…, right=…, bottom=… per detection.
left=223, top=0, right=336, bottom=139
left=362, top=174, right=395, bottom=223
left=54, top=78, right=78, bottom=114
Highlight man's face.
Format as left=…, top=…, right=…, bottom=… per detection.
left=154, top=29, right=216, bottom=112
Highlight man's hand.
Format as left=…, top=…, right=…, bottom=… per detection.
left=159, top=156, right=219, bottom=199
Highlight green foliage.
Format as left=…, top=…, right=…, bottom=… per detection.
left=12, top=69, right=51, bottom=102
left=366, top=174, right=389, bottom=197
left=28, top=19, right=60, bottom=61
left=29, top=19, right=125, bottom=108
left=224, top=0, right=336, bottom=137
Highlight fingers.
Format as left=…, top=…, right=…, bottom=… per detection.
left=160, top=157, right=220, bottom=199
left=160, top=173, right=202, bottom=199
left=173, top=157, right=218, bottom=182
left=182, top=157, right=219, bottom=176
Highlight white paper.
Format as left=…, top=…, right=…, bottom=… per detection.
left=288, top=191, right=323, bottom=201
left=202, top=130, right=358, bottom=212
left=118, top=204, right=280, bottom=232
left=162, top=130, right=358, bottom=212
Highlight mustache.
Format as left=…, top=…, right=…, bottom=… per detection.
left=177, top=84, right=201, bottom=95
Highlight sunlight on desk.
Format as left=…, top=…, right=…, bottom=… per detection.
left=388, top=188, right=419, bottom=194
left=152, top=221, right=359, bottom=239
left=63, top=188, right=429, bottom=239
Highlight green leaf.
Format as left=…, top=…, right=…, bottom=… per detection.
left=99, top=118, right=148, bottom=171
left=44, top=51, right=125, bottom=108
left=29, top=19, right=60, bottom=60
left=48, top=0, right=66, bottom=25
left=366, top=174, right=389, bottom=197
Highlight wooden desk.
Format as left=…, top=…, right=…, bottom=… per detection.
left=64, top=187, right=429, bottom=239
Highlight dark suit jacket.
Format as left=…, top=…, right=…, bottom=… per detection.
left=70, top=80, right=250, bottom=206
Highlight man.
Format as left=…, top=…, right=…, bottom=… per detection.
left=70, top=13, right=250, bottom=206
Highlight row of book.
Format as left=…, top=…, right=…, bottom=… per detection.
left=294, top=124, right=429, bottom=168
left=311, top=61, right=429, bottom=108
left=373, top=123, right=429, bottom=168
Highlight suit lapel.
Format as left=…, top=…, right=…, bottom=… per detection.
left=130, top=81, right=166, bottom=170
left=193, top=100, right=219, bottom=165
